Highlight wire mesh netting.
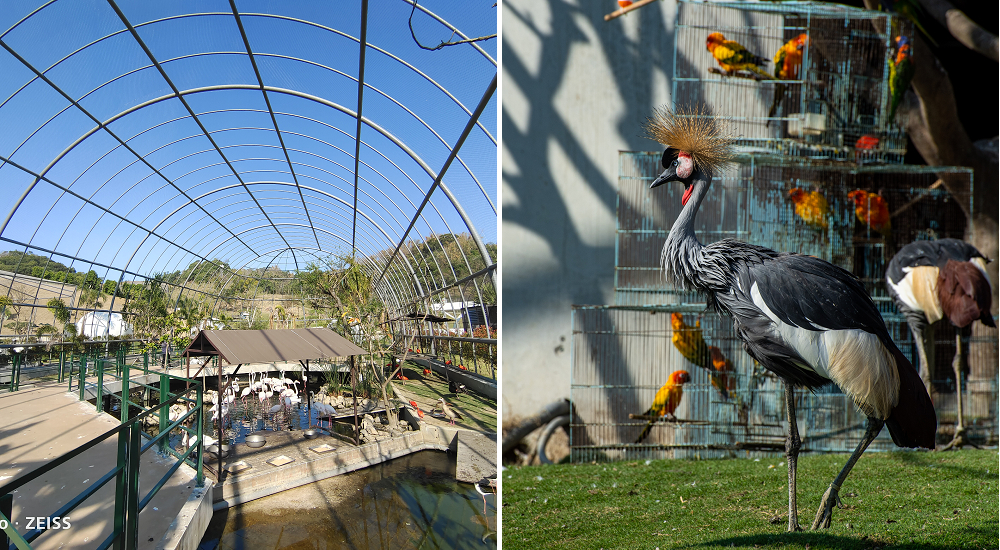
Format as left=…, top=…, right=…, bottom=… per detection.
left=615, top=152, right=974, bottom=311
left=569, top=151, right=997, bottom=462
left=570, top=304, right=998, bottom=462
left=674, top=1, right=912, bottom=163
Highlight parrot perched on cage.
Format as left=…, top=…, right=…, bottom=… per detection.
left=766, top=34, right=809, bottom=127
left=670, top=312, right=709, bottom=366
left=670, top=312, right=731, bottom=400
left=847, top=189, right=892, bottom=238
left=705, top=33, right=772, bottom=80
left=787, top=188, right=829, bottom=230
left=707, top=346, right=736, bottom=400
left=888, top=36, right=914, bottom=121
left=634, top=370, right=691, bottom=443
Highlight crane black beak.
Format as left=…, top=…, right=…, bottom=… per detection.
left=650, top=166, right=679, bottom=189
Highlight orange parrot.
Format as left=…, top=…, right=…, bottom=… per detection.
left=787, top=188, right=829, bottom=230
left=707, top=346, right=736, bottom=399
left=847, top=189, right=891, bottom=238
left=767, top=34, right=809, bottom=126
left=634, top=370, right=691, bottom=443
left=671, top=312, right=733, bottom=400
left=706, top=32, right=772, bottom=79
left=671, top=312, right=709, bottom=368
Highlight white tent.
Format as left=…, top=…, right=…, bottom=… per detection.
left=76, top=311, right=133, bottom=338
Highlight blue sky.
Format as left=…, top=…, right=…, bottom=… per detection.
left=0, top=0, right=496, bottom=287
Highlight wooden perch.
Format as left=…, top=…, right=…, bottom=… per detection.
left=891, top=179, right=944, bottom=218
left=604, top=0, right=659, bottom=22
left=629, top=413, right=709, bottom=425
left=707, top=67, right=772, bottom=81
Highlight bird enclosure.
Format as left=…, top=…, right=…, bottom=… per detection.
left=674, top=1, right=912, bottom=163
left=569, top=151, right=997, bottom=461
left=570, top=304, right=998, bottom=461
left=571, top=305, right=906, bottom=461
left=615, top=152, right=974, bottom=312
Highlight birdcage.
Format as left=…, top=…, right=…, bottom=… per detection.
left=570, top=304, right=998, bottom=462
left=568, top=305, right=918, bottom=462
left=581, top=151, right=998, bottom=460
left=673, top=1, right=913, bottom=163
left=614, top=151, right=974, bottom=313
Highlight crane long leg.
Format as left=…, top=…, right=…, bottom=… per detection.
left=942, top=328, right=979, bottom=451
left=783, top=381, right=802, bottom=532
left=811, top=416, right=884, bottom=529
left=909, top=324, right=933, bottom=398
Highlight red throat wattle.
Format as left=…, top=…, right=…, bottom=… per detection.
left=682, top=185, right=693, bottom=206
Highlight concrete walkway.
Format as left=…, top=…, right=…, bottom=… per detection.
left=0, top=381, right=209, bottom=550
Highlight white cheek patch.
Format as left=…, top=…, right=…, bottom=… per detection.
left=677, top=153, right=693, bottom=179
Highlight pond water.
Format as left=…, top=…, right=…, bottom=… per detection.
left=198, top=450, right=497, bottom=550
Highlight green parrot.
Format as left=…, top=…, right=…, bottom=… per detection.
left=888, top=35, right=914, bottom=121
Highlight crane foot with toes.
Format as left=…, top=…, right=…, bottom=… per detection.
left=811, top=485, right=844, bottom=529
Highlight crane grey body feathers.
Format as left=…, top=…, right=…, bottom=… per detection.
left=652, top=151, right=935, bottom=530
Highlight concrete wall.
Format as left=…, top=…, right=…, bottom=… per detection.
left=501, top=0, right=679, bottom=420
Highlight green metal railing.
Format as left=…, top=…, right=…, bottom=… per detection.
left=1, top=353, right=204, bottom=550
left=0, top=341, right=146, bottom=393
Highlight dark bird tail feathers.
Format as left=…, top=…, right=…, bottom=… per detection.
left=885, top=347, right=937, bottom=449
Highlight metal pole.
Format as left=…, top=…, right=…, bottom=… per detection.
left=303, top=359, right=310, bottom=429
left=79, top=354, right=86, bottom=401
left=96, top=360, right=104, bottom=413
left=121, top=360, right=130, bottom=423
left=112, top=425, right=129, bottom=550
left=159, top=373, right=169, bottom=453
left=196, top=382, right=204, bottom=487
left=125, top=423, right=140, bottom=549
left=217, top=361, right=224, bottom=483
left=351, top=355, right=359, bottom=445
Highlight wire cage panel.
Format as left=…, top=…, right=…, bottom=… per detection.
left=674, top=1, right=912, bottom=162
left=615, top=151, right=974, bottom=313
left=570, top=306, right=998, bottom=464
left=570, top=306, right=899, bottom=462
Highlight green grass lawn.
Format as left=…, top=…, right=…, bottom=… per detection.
left=502, top=449, right=998, bottom=549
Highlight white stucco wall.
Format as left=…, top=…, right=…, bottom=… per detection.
left=501, top=0, right=678, bottom=421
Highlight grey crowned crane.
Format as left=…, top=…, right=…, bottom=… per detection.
left=646, top=106, right=936, bottom=531
left=886, top=238, right=994, bottom=450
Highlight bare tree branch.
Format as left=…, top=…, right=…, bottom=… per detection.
left=916, top=0, right=999, bottom=61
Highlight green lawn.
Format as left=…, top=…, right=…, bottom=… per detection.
left=502, top=449, right=997, bottom=549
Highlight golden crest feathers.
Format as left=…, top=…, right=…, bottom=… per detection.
left=644, top=105, right=735, bottom=174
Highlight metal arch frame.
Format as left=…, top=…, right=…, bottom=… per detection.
left=0, top=16, right=496, bottom=201
left=124, top=184, right=424, bottom=318
left=152, top=183, right=426, bottom=292
left=0, top=1, right=496, bottom=330
left=1, top=47, right=495, bottom=266
left=0, top=42, right=260, bottom=259
left=3, top=84, right=492, bottom=272
left=1, top=129, right=468, bottom=332
left=374, top=74, right=497, bottom=288
left=228, top=0, right=320, bottom=252
left=351, top=0, right=371, bottom=256
left=105, top=0, right=300, bottom=273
